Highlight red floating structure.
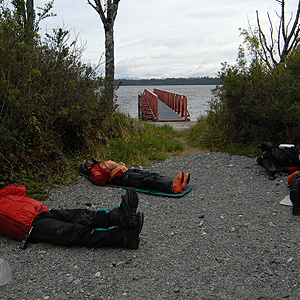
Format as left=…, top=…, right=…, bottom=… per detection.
left=138, top=89, right=190, bottom=122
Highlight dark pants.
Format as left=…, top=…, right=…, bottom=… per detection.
left=112, top=169, right=173, bottom=193
left=30, top=209, right=127, bottom=248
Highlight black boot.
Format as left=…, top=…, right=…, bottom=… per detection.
left=88, top=212, right=144, bottom=249
left=125, top=212, right=144, bottom=250
left=109, top=188, right=139, bottom=227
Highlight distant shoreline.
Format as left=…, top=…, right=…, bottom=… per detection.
left=115, top=77, right=221, bottom=86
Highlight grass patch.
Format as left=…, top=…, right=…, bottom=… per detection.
left=89, top=114, right=184, bottom=166
left=181, top=116, right=261, bottom=157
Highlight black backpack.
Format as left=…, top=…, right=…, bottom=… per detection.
left=257, top=142, right=300, bottom=176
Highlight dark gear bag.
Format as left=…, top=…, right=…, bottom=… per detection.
left=257, top=142, right=300, bottom=176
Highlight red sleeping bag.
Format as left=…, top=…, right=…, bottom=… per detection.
left=0, top=185, right=49, bottom=240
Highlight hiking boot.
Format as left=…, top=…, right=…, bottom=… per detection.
left=182, top=173, right=190, bottom=191
left=171, top=172, right=183, bottom=194
left=109, top=188, right=139, bottom=227
left=125, top=212, right=144, bottom=250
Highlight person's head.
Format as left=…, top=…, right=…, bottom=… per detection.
left=79, top=159, right=99, bottom=176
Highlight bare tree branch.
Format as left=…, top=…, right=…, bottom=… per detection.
left=253, top=0, right=300, bottom=67
left=256, top=10, right=274, bottom=68
left=280, top=0, right=300, bottom=62
left=87, top=0, right=106, bottom=24
left=267, top=12, right=277, bottom=65
left=277, top=13, right=282, bottom=57
left=281, top=0, right=286, bottom=40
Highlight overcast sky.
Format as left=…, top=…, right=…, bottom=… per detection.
left=11, top=0, right=300, bottom=78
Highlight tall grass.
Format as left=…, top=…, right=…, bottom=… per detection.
left=181, top=116, right=261, bottom=157
left=88, top=113, right=184, bottom=166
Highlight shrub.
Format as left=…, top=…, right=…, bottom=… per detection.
left=205, top=45, right=300, bottom=148
left=0, top=5, right=110, bottom=184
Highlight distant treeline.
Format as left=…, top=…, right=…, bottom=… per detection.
left=115, top=77, right=221, bottom=86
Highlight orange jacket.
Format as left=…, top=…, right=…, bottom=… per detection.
left=0, top=185, right=49, bottom=240
left=88, top=161, right=129, bottom=186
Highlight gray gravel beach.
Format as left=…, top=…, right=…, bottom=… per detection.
left=1, top=151, right=300, bottom=300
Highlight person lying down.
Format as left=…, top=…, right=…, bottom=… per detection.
left=80, top=159, right=190, bottom=194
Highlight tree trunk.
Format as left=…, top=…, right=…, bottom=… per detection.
left=87, top=0, right=120, bottom=115
left=104, top=21, right=115, bottom=114
left=26, top=0, right=35, bottom=31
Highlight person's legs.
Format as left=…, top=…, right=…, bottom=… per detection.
left=30, top=211, right=144, bottom=249
left=143, top=172, right=174, bottom=192
left=46, top=188, right=139, bottom=229
left=116, top=169, right=148, bottom=188
left=89, top=212, right=144, bottom=249
left=48, top=208, right=95, bottom=226
left=118, top=169, right=173, bottom=193
left=30, top=210, right=96, bottom=246
left=30, top=188, right=143, bottom=248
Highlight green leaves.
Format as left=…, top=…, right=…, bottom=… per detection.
left=0, top=2, right=106, bottom=185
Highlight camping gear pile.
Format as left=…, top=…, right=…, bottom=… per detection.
left=257, top=142, right=300, bottom=177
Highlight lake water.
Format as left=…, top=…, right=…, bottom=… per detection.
left=115, top=85, right=216, bottom=121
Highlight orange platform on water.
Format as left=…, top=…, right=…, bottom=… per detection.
left=138, top=88, right=190, bottom=122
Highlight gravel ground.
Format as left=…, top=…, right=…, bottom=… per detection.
left=1, top=151, right=300, bottom=300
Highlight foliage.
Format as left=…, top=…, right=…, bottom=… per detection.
left=0, top=3, right=109, bottom=186
left=86, top=112, right=184, bottom=166
left=198, top=14, right=300, bottom=149
left=183, top=117, right=260, bottom=157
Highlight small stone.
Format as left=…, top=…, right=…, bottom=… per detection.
left=73, top=279, right=81, bottom=285
left=116, top=261, right=126, bottom=267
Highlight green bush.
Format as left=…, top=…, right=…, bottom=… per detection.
left=204, top=43, right=300, bottom=148
left=0, top=5, right=109, bottom=184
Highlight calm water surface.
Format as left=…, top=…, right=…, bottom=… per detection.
left=115, top=85, right=216, bottom=121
